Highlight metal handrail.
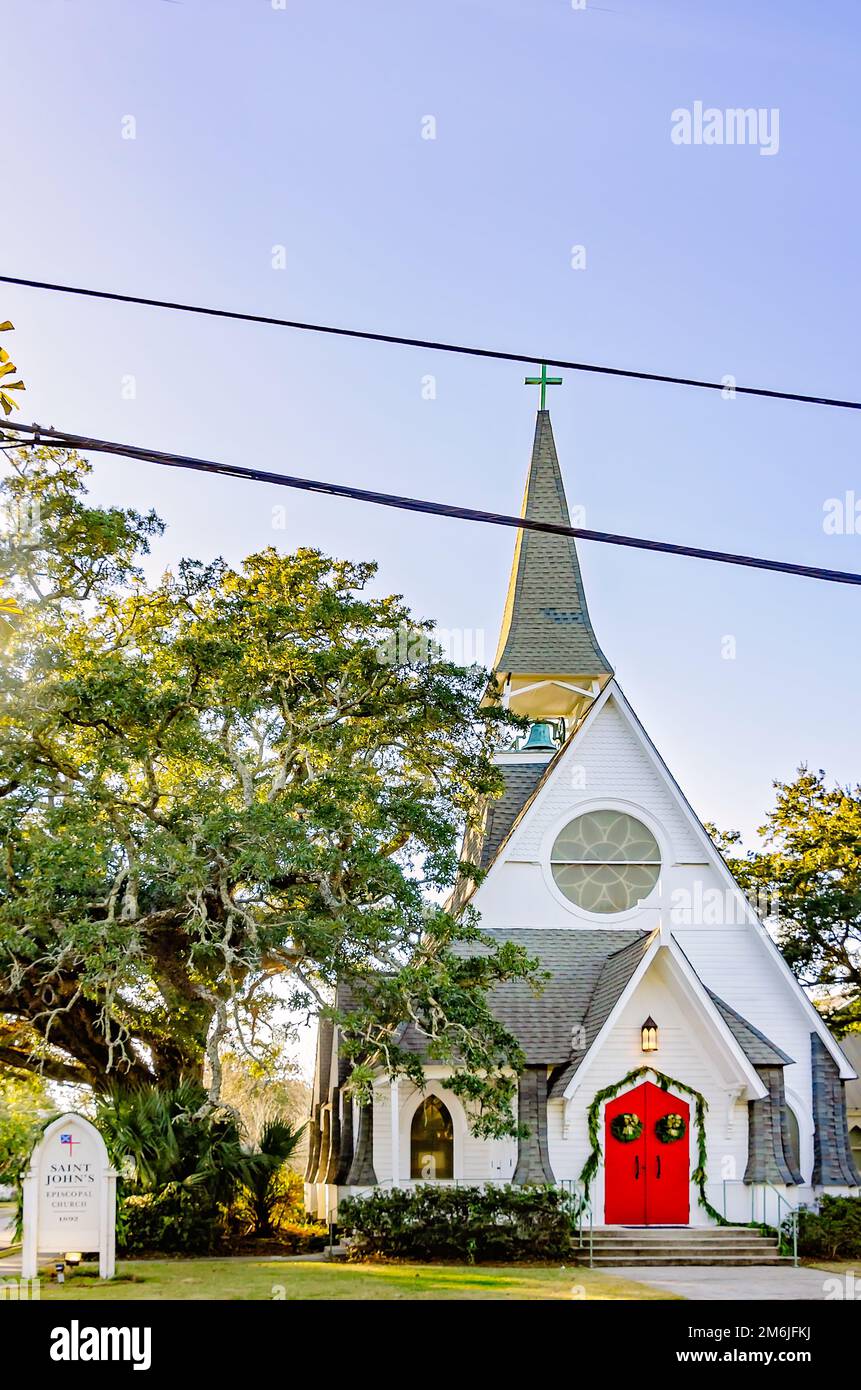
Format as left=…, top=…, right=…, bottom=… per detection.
left=703, top=1178, right=799, bottom=1266
left=761, top=1181, right=800, bottom=1267
left=556, top=1178, right=593, bottom=1267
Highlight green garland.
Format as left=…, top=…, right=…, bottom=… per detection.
left=578, top=1065, right=728, bottom=1226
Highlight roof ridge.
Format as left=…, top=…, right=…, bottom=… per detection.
left=604, top=927, right=655, bottom=963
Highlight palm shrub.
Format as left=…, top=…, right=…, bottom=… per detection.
left=241, top=1119, right=305, bottom=1238
left=96, top=1084, right=320, bottom=1254
left=96, top=1082, right=251, bottom=1254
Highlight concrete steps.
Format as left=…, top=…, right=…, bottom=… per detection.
left=574, top=1226, right=788, bottom=1267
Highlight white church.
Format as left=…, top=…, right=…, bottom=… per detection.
left=305, top=404, right=860, bottom=1236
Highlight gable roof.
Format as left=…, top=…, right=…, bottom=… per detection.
left=555, top=928, right=768, bottom=1101
left=464, top=677, right=854, bottom=1079
left=448, top=758, right=552, bottom=911
left=458, top=678, right=626, bottom=904
left=492, top=410, right=613, bottom=679
left=451, top=728, right=574, bottom=912
left=604, top=681, right=856, bottom=1079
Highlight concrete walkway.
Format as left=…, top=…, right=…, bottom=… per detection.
left=610, top=1264, right=847, bottom=1301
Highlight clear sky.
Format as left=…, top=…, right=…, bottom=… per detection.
left=4, top=0, right=860, bottom=850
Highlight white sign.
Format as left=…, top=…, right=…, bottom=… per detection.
left=21, top=1113, right=117, bottom=1280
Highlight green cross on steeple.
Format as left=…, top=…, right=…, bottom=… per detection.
left=524, top=363, right=563, bottom=410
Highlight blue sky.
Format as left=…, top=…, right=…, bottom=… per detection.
left=4, top=0, right=861, bottom=860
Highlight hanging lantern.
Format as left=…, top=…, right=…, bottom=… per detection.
left=641, top=1016, right=659, bottom=1053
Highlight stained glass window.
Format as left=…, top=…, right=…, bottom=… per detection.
left=551, top=810, right=660, bottom=913
left=410, top=1095, right=454, bottom=1180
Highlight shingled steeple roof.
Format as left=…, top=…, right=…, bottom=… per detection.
left=493, top=410, right=612, bottom=680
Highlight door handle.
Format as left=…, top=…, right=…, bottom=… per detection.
left=634, top=1156, right=640, bottom=1180
left=656, top=1154, right=661, bottom=1179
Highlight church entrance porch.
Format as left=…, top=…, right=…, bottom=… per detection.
left=604, top=1081, right=690, bottom=1226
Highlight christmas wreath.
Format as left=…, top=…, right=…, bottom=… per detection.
left=654, top=1112, right=686, bottom=1144
left=610, top=1112, right=643, bottom=1143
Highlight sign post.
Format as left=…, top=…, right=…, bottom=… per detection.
left=21, top=1112, right=117, bottom=1280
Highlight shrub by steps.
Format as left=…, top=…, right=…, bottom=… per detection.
left=340, top=1184, right=573, bottom=1262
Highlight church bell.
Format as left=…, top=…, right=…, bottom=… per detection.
left=522, top=720, right=558, bottom=752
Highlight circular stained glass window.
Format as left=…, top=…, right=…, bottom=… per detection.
left=550, top=810, right=660, bottom=914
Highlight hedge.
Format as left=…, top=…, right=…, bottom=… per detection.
left=120, top=1186, right=230, bottom=1255
left=339, top=1184, right=574, bottom=1262
left=790, top=1195, right=861, bottom=1261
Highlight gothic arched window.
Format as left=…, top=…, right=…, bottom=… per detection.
left=410, top=1095, right=454, bottom=1180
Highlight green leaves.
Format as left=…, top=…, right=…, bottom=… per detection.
left=721, top=767, right=861, bottom=1034
left=0, top=1070, right=54, bottom=1184
left=0, top=448, right=533, bottom=1133
left=340, top=1184, right=574, bottom=1262
left=794, top=1195, right=861, bottom=1260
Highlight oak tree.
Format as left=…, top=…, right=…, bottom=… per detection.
left=0, top=447, right=535, bottom=1135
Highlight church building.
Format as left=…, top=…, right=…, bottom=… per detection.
left=305, top=403, right=860, bottom=1231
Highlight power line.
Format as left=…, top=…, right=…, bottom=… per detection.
left=3, top=417, right=859, bottom=588
left=1, top=274, right=860, bottom=413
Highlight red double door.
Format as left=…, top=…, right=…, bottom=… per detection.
left=604, top=1081, right=690, bottom=1225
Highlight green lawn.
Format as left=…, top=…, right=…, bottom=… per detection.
left=801, top=1260, right=860, bottom=1276
left=39, top=1258, right=679, bottom=1301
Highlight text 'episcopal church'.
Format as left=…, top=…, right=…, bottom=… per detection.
left=306, top=407, right=860, bottom=1229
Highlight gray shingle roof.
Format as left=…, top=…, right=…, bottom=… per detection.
left=448, top=758, right=557, bottom=914
left=475, top=928, right=649, bottom=1064
left=707, top=990, right=793, bottom=1067
left=394, top=928, right=647, bottom=1065
left=311, top=1015, right=334, bottom=1105
left=548, top=933, right=655, bottom=1096
left=492, top=411, right=613, bottom=678
left=479, top=763, right=549, bottom=869
left=323, top=937, right=794, bottom=1102
left=811, top=1033, right=861, bottom=1184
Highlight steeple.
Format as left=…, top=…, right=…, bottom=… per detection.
left=492, top=409, right=613, bottom=727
